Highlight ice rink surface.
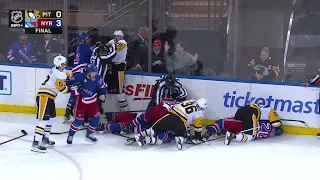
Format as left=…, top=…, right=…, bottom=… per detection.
left=0, top=112, right=320, bottom=180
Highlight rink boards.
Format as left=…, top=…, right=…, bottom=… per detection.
left=0, top=64, right=319, bottom=135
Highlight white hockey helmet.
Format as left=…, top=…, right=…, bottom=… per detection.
left=53, top=55, right=67, bottom=68
left=114, top=30, right=124, bottom=37
left=195, top=98, right=208, bottom=110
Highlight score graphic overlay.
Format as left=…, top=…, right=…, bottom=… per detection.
left=9, top=10, right=24, bottom=28
left=24, top=10, right=63, bottom=34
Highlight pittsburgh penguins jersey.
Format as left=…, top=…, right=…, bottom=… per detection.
left=108, top=39, right=127, bottom=63
left=170, top=100, right=203, bottom=133
left=37, top=67, right=71, bottom=100
left=259, top=107, right=281, bottom=128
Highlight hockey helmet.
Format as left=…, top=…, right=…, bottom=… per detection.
left=164, top=75, right=176, bottom=86
left=77, top=32, right=89, bottom=42
left=195, top=98, right=208, bottom=110
left=114, top=30, right=124, bottom=37
left=53, top=55, right=67, bottom=68
left=86, top=64, right=98, bottom=73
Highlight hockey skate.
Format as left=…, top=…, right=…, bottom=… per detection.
left=85, top=133, right=97, bottom=143
left=31, top=140, right=47, bottom=153
left=63, top=115, right=72, bottom=124
left=67, top=135, right=73, bottom=146
left=149, top=129, right=157, bottom=145
left=135, top=134, right=146, bottom=147
left=42, top=136, right=55, bottom=147
left=317, top=132, right=320, bottom=139
left=175, top=136, right=185, bottom=150
left=224, top=131, right=235, bottom=145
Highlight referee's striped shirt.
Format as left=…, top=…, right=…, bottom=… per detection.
left=90, top=43, right=116, bottom=79
left=155, top=79, right=187, bottom=104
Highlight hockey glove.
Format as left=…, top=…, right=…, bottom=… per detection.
left=99, top=95, right=106, bottom=102
left=274, top=127, right=283, bottom=136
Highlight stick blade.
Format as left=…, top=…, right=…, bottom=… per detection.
left=21, top=130, right=27, bottom=135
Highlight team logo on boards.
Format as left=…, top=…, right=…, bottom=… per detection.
left=0, top=70, right=12, bottom=95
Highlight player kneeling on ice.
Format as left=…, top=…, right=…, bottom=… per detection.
left=66, top=64, right=108, bottom=145
left=32, top=55, right=71, bottom=153
left=205, top=104, right=283, bottom=145
left=134, top=98, right=208, bottom=150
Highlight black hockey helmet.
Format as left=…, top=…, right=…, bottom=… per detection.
left=164, top=75, right=176, bottom=87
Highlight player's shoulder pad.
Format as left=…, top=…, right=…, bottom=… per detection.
left=52, top=68, right=67, bottom=80
left=118, top=39, right=127, bottom=44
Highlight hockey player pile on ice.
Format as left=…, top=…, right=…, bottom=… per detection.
left=31, top=31, right=284, bottom=153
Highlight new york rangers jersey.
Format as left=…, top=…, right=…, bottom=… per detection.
left=255, top=120, right=276, bottom=140
left=72, top=43, right=93, bottom=74
left=7, top=41, right=36, bottom=63
left=68, top=73, right=108, bottom=104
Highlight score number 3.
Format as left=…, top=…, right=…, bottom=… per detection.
left=181, top=101, right=197, bottom=114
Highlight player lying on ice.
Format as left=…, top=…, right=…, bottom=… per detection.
left=133, top=98, right=208, bottom=150
left=204, top=104, right=283, bottom=145
left=66, top=64, right=108, bottom=145
left=97, top=102, right=178, bottom=143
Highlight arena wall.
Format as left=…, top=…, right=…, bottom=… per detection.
left=1, top=64, right=319, bottom=135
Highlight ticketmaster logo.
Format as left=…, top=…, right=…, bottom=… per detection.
left=223, top=91, right=319, bottom=114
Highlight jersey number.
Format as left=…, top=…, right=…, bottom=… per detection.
left=42, top=75, right=50, bottom=85
left=181, top=101, right=197, bottom=114
left=256, top=123, right=271, bottom=139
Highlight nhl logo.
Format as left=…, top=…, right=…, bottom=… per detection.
left=11, top=10, right=23, bottom=24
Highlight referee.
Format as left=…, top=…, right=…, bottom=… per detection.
left=148, top=75, right=187, bottom=108
left=90, top=42, right=117, bottom=113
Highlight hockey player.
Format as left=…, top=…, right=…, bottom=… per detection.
left=106, top=30, right=129, bottom=112
left=98, top=102, right=176, bottom=133
left=32, top=55, right=70, bottom=153
left=206, top=104, right=283, bottom=145
left=135, top=98, right=208, bottom=150
left=90, top=42, right=116, bottom=113
left=64, top=32, right=92, bottom=122
left=66, top=64, right=108, bottom=144
left=147, top=75, right=187, bottom=108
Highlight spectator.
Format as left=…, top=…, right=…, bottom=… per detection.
left=35, top=34, right=61, bottom=63
left=248, top=47, right=280, bottom=81
left=152, top=39, right=167, bottom=73
left=193, top=60, right=204, bottom=76
left=127, top=26, right=149, bottom=71
left=164, top=41, right=198, bottom=75
left=7, top=30, right=36, bottom=64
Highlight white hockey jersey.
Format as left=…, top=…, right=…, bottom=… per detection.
left=170, top=100, right=204, bottom=133
left=108, top=39, right=127, bottom=63
left=37, top=67, right=71, bottom=100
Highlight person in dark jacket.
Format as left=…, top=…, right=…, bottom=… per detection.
left=127, top=27, right=149, bottom=71
left=152, top=39, right=167, bottom=73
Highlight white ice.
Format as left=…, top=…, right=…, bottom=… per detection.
left=0, top=112, right=320, bottom=180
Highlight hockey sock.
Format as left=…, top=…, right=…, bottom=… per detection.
left=235, top=133, right=254, bottom=142
left=69, top=119, right=83, bottom=136
left=87, top=117, right=100, bottom=135
left=34, top=120, right=48, bottom=142
left=116, top=93, right=129, bottom=112
left=44, top=118, right=54, bottom=139
left=206, top=119, right=223, bottom=134
left=157, top=132, right=173, bottom=144
left=99, top=122, right=122, bottom=132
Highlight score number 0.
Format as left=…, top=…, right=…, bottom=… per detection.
left=55, top=10, right=62, bottom=27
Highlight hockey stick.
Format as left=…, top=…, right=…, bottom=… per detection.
left=187, top=126, right=261, bottom=148
left=50, top=127, right=86, bottom=135
left=111, top=132, right=131, bottom=139
left=0, top=130, right=28, bottom=146
left=281, top=119, right=309, bottom=128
